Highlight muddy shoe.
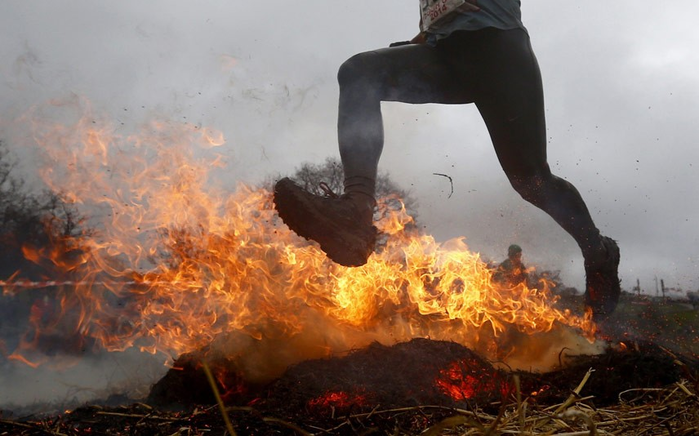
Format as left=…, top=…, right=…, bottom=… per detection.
left=584, top=236, right=621, bottom=321
left=273, top=177, right=377, bottom=267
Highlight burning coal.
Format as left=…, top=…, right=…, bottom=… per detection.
left=3, top=98, right=597, bottom=384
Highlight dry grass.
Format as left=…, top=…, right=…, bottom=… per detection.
left=2, top=376, right=697, bottom=435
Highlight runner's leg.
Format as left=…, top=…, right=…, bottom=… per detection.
left=273, top=41, right=477, bottom=267
left=337, top=44, right=475, bottom=203
left=472, top=29, right=605, bottom=261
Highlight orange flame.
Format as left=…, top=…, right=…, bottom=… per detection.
left=8, top=99, right=596, bottom=376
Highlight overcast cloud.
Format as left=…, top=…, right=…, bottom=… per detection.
left=1, top=0, right=698, bottom=294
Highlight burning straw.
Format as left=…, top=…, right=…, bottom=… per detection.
left=6, top=101, right=695, bottom=434
left=6, top=99, right=597, bottom=378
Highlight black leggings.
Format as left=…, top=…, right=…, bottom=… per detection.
left=337, top=28, right=603, bottom=257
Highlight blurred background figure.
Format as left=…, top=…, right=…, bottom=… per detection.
left=494, top=244, right=529, bottom=287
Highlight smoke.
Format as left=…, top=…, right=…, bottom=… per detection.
left=0, top=349, right=166, bottom=414
left=207, top=306, right=604, bottom=385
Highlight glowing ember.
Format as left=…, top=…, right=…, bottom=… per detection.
left=530, top=384, right=550, bottom=397
left=434, top=360, right=511, bottom=401
left=307, top=391, right=369, bottom=410
left=435, top=362, right=480, bottom=400
left=5, top=99, right=595, bottom=375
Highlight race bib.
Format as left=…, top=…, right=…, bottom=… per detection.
left=420, top=0, right=466, bottom=32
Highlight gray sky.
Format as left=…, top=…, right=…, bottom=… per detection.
left=1, top=0, right=699, bottom=294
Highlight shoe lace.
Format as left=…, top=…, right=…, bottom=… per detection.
left=318, top=181, right=339, bottom=199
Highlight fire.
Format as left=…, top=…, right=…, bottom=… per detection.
left=5, top=99, right=595, bottom=377
left=434, top=360, right=511, bottom=401
left=307, top=391, right=369, bottom=411
left=435, top=363, right=481, bottom=400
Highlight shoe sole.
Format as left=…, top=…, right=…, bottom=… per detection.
left=273, top=178, right=377, bottom=267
